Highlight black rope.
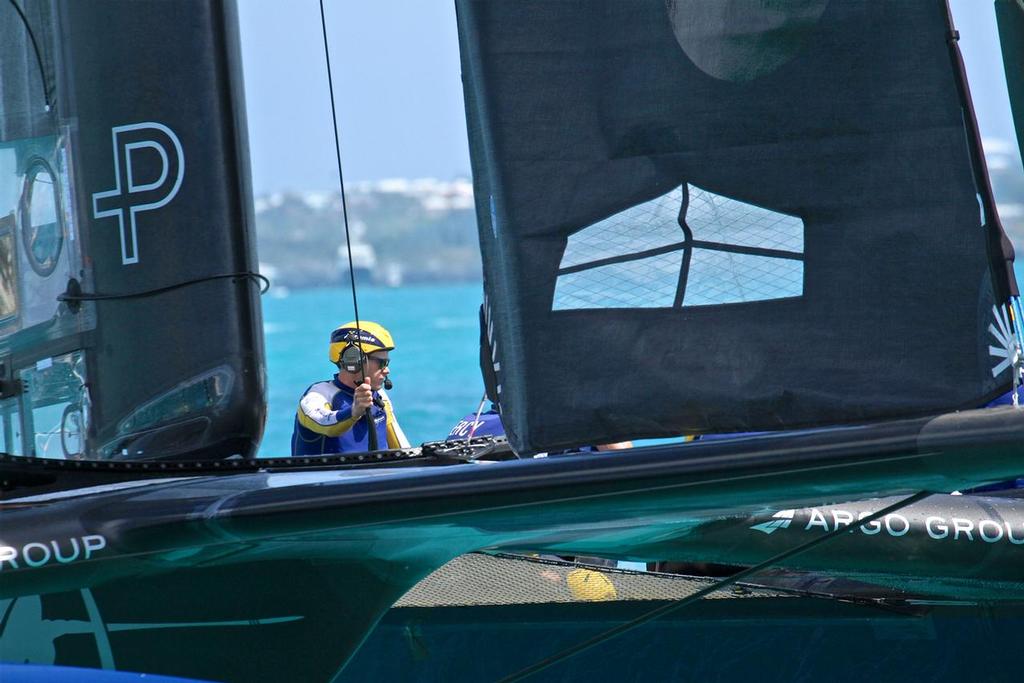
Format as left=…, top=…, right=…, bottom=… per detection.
left=317, top=1, right=362, bottom=330
left=499, top=490, right=933, bottom=682
left=57, top=272, right=270, bottom=303
left=318, top=0, right=377, bottom=451
left=7, top=0, right=52, bottom=110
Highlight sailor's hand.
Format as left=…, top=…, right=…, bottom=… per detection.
left=352, top=380, right=373, bottom=419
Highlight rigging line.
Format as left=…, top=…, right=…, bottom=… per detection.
left=318, top=0, right=360, bottom=329
left=466, top=393, right=488, bottom=441
left=498, top=489, right=933, bottom=683
left=7, top=0, right=52, bottom=110
left=318, top=0, right=377, bottom=451
left=1011, top=298, right=1024, bottom=406
left=57, top=272, right=270, bottom=302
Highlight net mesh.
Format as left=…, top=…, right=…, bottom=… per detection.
left=554, top=184, right=804, bottom=310
left=554, top=252, right=682, bottom=309
left=559, top=187, right=685, bottom=269
left=687, top=186, right=803, bottom=252
left=684, top=250, right=803, bottom=306
left=395, top=553, right=790, bottom=608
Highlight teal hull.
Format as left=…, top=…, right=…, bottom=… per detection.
left=4, top=406, right=1024, bottom=680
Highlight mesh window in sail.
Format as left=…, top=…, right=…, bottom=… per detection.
left=554, top=184, right=804, bottom=310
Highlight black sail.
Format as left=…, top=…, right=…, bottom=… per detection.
left=0, top=0, right=264, bottom=460
left=457, top=0, right=1016, bottom=452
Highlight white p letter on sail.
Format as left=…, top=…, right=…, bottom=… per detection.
left=92, top=122, right=185, bottom=265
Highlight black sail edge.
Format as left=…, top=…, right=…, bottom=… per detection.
left=947, top=0, right=1018, bottom=297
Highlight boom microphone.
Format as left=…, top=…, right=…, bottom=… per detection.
left=384, top=378, right=393, bottom=391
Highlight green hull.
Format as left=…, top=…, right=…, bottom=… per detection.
left=4, top=406, right=1024, bottom=680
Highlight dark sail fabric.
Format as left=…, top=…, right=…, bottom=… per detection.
left=0, top=1, right=264, bottom=460
left=61, top=1, right=265, bottom=459
left=457, top=0, right=1016, bottom=453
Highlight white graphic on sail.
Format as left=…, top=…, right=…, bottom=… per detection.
left=92, top=122, right=185, bottom=265
left=553, top=183, right=804, bottom=310
left=988, top=304, right=1019, bottom=378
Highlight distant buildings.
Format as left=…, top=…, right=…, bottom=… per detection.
left=253, top=178, right=480, bottom=289
left=254, top=146, right=1024, bottom=290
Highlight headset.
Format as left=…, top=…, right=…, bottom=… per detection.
left=339, top=343, right=366, bottom=374
left=338, top=341, right=393, bottom=391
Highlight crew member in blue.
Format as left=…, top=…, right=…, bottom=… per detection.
left=447, top=401, right=632, bottom=452
left=291, top=320, right=410, bottom=455
left=447, top=403, right=505, bottom=440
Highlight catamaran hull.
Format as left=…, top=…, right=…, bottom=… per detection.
left=349, top=599, right=1024, bottom=682
left=4, top=407, right=1024, bottom=680
left=3, top=550, right=1024, bottom=682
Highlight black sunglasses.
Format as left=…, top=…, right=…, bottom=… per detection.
left=368, top=356, right=390, bottom=369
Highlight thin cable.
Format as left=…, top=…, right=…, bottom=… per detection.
left=466, top=393, right=489, bottom=441
left=7, top=0, right=52, bottom=111
left=57, top=272, right=270, bottom=302
left=1011, top=298, right=1024, bottom=407
left=318, top=0, right=362, bottom=337
left=499, top=490, right=932, bottom=682
left=319, top=0, right=377, bottom=451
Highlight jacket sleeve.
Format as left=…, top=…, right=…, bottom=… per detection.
left=380, top=389, right=410, bottom=449
left=296, top=387, right=358, bottom=437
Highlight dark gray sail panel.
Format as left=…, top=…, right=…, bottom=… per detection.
left=0, top=0, right=264, bottom=460
left=457, top=0, right=1014, bottom=452
left=57, top=0, right=265, bottom=459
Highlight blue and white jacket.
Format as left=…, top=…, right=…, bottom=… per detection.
left=291, top=377, right=408, bottom=455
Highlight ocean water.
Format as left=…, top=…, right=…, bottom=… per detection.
left=259, top=283, right=486, bottom=456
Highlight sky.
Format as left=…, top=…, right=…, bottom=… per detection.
left=237, top=1, right=468, bottom=195
left=237, top=0, right=1021, bottom=197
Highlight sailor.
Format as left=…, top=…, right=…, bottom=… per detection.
left=447, top=402, right=505, bottom=440
left=447, top=401, right=632, bottom=452
left=291, top=320, right=410, bottom=455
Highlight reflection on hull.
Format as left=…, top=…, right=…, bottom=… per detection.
left=0, top=562, right=390, bottom=682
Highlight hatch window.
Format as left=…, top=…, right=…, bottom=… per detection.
left=19, top=157, right=62, bottom=277
left=18, top=351, right=87, bottom=459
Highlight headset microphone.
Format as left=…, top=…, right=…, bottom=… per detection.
left=384, top=378, right=393, bottom=391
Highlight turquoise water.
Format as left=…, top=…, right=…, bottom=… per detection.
left=259, top=283, right=486, bottom=456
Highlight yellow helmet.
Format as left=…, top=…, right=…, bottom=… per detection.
left=566, top=568, right=617, bottom=602
left=329, top=321, right=395, bottom=366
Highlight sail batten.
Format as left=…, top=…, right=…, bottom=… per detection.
left=458, top=0, right=1016, bottom=453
